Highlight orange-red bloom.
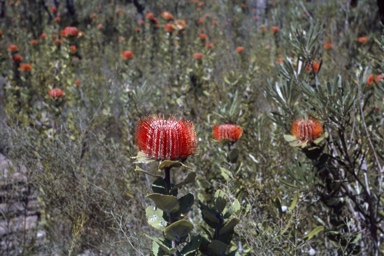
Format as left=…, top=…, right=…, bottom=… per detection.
left=376, top=74, right=384, bottom=83
left=212, top=124, right=243, bottom=142
left=175, top=20, right=186, bottom=30
left=161, top=11, right=174, bottom=21
left=198, top=33, right=207, bottom=41
left=122, top=50, right=134, bottom=60
left=164, top=23, right=175, bottom=32
left=193, top=52, right=203, bottom=60
left=49, top=88, right=64, bottom=99
left=236, top=46, right=245, bottom=53
left=30, top=39, right=38, bottom=45
left=19, top=63, right=32, bottom=71
left=323, top=43, right=333, bottom=50
left=69, top=45, right=77, bottom=52
left=357, top=36, right=368, bottom=44
left=271, top=26, right=279, bottom=34
left=291, top=119, right=323, bottom=143
left=8, top=44, right=18, bottom=52
left=305, top=60, right=320, bottom=73
left=12, top=54, right=23, bottom=62
left=367, top=74, right=374, bottom=85
left=63, top=26, right=78, bottom=37
left=135, top=116, right=197, bottom=160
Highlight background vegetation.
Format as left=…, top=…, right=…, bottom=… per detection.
left=0, top=0, right=383, bottom=255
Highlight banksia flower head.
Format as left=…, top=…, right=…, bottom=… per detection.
left=135, top=116, right=197, bottom=161
left=8, top=44, right=18, bottom=52
left=291, top=118, right=323, bottom=144
left=122, top=50, right=134, bottom=60
left=213, top=124, right=243, bottom=142
left=49, top=88, right=64, bottom=99
left=63, top=26, right=79, bottom=37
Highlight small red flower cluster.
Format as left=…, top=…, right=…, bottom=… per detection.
left=63, top=26, right=79, bottom=37
left=135, top=116, right=197, bottom=160
left=212, top=124, right=243, bottom=142
left=291, top=119, right=323, bottom=144
left=122, top=50, right=134, bottom=60
left=49, top=88, right=64, bottom=99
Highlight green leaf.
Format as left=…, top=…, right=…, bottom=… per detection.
left=219, top=168, right=233, bottom=181
left=146, top=206, right=167, bottom=231
left=224, top=199, right=241, bottom=217
left=289, top=193, right=299, bottom=212
left=133, top=151, right=156, bottom=164
left=159, top=160, right=182, bottom=169
left=164, top=220, right=194, bottom=241
left=147, top=236, right=176, bottom=254
left=215, top=197, right=227, bottom=213
left=152, top=177, right=167, bottom=194
left=172, top=172, right=196, bottom=191
left=283, top=134, right=297, bottom=142
left=180, top=235, right=201, bottom=255
left=177, top=193, right=195, bottom=216
left=303, top=226, right=324, bottom=240
left=227, top=148, right=239, bottom=163
left=219, top=218, right=240, bottom=236
left=147, top=193, right=180, bottom=213
left=206, top=240, right=228, bottom=255
left=202, top=209, right=220, bottom=225
left=134, top=165, right=162, bottom=178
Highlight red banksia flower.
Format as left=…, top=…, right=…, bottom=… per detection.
left=198, top=33, right=207, bottom=41
left=323, top=42, right=333, bottom=50
left=236, top=46, right=245, bottom=53
left=63, top=26, right=78, bottom=37
left=193, top=52, right=203, bottom=60
left=135, top=116, right=197, bottom=160
left=19, top=63, right=32, bottom=71
left=305, top=60, right=321, bottom=73
left=164, top=23, right=175, bottom=32
left=69, top=45, right=77, bottom=52
left=271, top=26, right=279, bottom=34
left=8, top=44, right=18, bottom=52
left=291, top=119, right=323, bottom=144
left=12, top=54, right=22, bottom=62
left=161, top=11, right=174, bottom=21
left=122, top=50, right=134, bottom=60
left=30, top=39, right=38, bottom=45
left=213, top=124, right=243, bottom=142
left=357, top=36, right=368, bottom=44
left=49, top=88, right=64, bottom=99
left=367, top=74, right=374, bottom=85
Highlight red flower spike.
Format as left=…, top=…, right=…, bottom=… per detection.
left=8, top=44, right=18, bottom=52
left=212, top=124, right=243, bottom=142
left=63, top=26, right=78, bottom=37
left=12, top=55, right=23, bottom=63
left=19, top=63, right=32, bottom=71
left=135, top=116, right=197, bottom=160
left=122, top=50, right=134, bottom=60
left=49, top=88, right=64, bottom=99
left=291, top=119, right=323, bottom=144
left=236, top=46, right=245, bottom=53
left=193, top=52, right=203, bottom=60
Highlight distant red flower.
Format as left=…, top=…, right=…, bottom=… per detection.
left=261, top=26, right=267, bottom=34
left=161, top=11, right=174, bottom=21
left=135, top=116, right=197, bottom=160
left=145, top=12, right=155, bottom=20
left=49, top=88, right=64, bottom=99
left=63, top=26, right=78, bottom=37
left=291, top=118, right=323, bottom=144
left=205, top=42, right=214, bottom=49
left=213, top=124, right=243, bottom=142
left=236, top=46, right=245, bottom=53
left=198, top=33, right=207, bottom=41
left=193, top=52, right=203, bottom=60
left=97, top=23, right=103, bottom=30
left=54, top=39, right=63, bottom=45
left=39, top=33, right=47, bottom=39
left=30, top=39, right=38, bottom=45
left=357, top=36, right=368, bottom=44
left=19, top=63, right=32, bottom=72
left=276, top=57, right=284, bottom=64
left=122, top=50, right=134, bottom=60
left=175, top=20, right=186, bottom=30
left=0, top=30, right=2, bottom=39
left=198, top=17, right=205, bottom=24
left=367, top=74, right=374, bottom=85
left=74, top=79, right=81, bottom=87
left=8, top=44, right=18, bottom=52
left=164, top=23, right=175, bottom=32
left=305, top=60, right=321, bottom=73
left=271, top=26, right=279, bottom=34
left=376, top=74, right=384, bottom=83
left=12, top=54, right=22, bottom=63
left=54, top=17, right=61, bottom=23
left=51, top=6, right=57, bottom=13
left=323, top=42, right=333, bottom=50
left=69, top=45, right=77, bottom=53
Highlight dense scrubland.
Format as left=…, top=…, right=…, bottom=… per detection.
left=0, top=0, right=384, bottom=255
